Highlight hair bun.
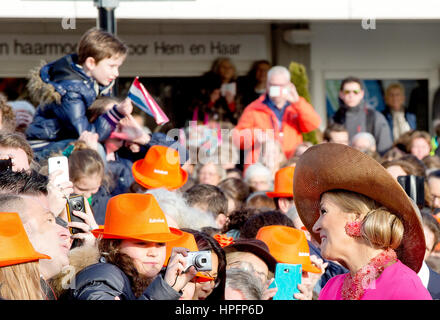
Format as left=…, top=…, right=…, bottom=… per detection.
left=362, top=208, right=404, bottom=250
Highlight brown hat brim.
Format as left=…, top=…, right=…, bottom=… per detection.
left=224, top=240, right=278, bottom=273
left=293, top=143, right=425, bottom=273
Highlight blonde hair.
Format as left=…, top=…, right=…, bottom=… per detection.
left=0, top=261, right=43, bottom=300
left=385, top=83, right=405, bottom=99
left=324, top=190, right=404, bottom=250
left=68, top=141, right=105, bottom=184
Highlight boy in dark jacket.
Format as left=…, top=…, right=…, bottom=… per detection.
left=26, top=28, right=132, bottom=162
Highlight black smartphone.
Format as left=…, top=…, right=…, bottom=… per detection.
left=397, top=175, right=424, bottom=207
left=65, top=194, right=86, bottom=235
left=0, top=158, right=12, bottom=171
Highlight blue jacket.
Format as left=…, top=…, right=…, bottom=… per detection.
left=68, top=260, right=181, bottom=300
left=26, top=53, right=123, bottom=142
left=428, top=265, right=440, bottom=300
left=107, top=155, right=135, bottom=197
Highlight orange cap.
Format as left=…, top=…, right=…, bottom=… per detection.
left=0, top=212, right=51, bottom=267
left=266, top=166, right=295, bottom=198
left=92, top=193, right=183, bottom=243
left=256, top=225, right=321, bottom=273
left=132, top=145, right=188, bottom=190
left=163, top=231, right=214, bottom=283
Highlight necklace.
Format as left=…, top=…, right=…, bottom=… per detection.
left=341, top=248, right=397, bottom=300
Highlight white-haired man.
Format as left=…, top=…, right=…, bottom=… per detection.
left=233, top=66, right=321, bottom=168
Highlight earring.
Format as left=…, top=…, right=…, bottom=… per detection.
left=345, top=221, right=362, bottom=238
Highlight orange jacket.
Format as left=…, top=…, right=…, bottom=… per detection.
left=233, top=95, right=321, bottom=165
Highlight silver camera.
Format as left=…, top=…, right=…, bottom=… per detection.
left=184, top=250, right=212, bottom=272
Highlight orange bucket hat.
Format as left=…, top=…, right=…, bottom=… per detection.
left=0, top=212, right=51, bottom=267
left=132, top=145, right=188, bottom=190
left=163, top=231, right=214, bottom=283
left=92, top=193, right=183, bottom=243
left=256, top=225, right=321, bottom=273
left=266, top=166, right=295, bottom=198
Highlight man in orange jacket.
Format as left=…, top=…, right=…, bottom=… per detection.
left=233, top=66, right=321, bottom=167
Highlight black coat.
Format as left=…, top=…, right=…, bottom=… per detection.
left=68, top=260, right=181, bottom=300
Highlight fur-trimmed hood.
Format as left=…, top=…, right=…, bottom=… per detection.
left=27, top=60, right=61, bottom=107
left=49, top=243, right=101, bottom=299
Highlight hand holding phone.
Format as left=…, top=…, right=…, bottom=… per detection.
left=268, top=263, right=302, bottom=300
left=48, top=156, right=69, bottom=186
left=65, top=194, right=87, bottom=235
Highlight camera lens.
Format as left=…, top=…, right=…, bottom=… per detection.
left=194, top=255, right=208, bottom=269
left=72, top=201, right=83, bottom=211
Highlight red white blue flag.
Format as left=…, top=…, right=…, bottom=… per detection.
left=127, top=77, right=169, bottom=125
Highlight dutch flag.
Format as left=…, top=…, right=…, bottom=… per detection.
left=127, top=77, right=169, bottom=125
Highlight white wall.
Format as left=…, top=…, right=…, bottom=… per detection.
left=309, top=21, right=440, bottom=132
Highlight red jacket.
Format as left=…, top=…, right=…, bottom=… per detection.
left=233, top=95, right=321, bottom=165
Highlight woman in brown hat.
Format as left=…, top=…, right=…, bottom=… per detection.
left=293, top=143, right=432, bottom=300
left=68, top=193, right=197, bottom=300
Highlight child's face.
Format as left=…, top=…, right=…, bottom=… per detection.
left=119, top=239, right=167, bottom=278
left=89, top=54, right=126, bottom=86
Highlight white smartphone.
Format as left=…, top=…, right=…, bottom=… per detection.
left=269, top=86, right=288, bottom=98
left=220, top=82, right=237, bottom=96
left=48, top=156, right=70, bottom=185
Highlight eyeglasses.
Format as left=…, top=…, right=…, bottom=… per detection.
left=342, top=89, right=361, bottom=95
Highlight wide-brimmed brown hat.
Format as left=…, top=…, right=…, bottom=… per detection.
left=293, top=143, right=425, bottom=273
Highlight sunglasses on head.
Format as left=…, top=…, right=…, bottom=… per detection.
left=343, top=89, right=361, bottom=95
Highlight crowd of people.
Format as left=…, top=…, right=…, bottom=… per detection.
left=1, top=27, right=440, bottom=301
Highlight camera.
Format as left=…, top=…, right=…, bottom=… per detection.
left=0, top=158, right=12, bottom=171
left=183, top=250, right=212, bottom=272
left=65, top=194, right=86, bottom=235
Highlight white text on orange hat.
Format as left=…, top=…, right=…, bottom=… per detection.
left=154, top=169, right=169, bottom=175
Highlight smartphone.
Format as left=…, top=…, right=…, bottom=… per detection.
left=65, top=194, right=86, bottom=235
left=397, top=175, right=424, bottom=207
left=268, top=263, right=302, bottom=300
left=48, top=156, right=70, bottom=186
left=0, top=158, right=12, bottom=171
left=220, top=82, right=237, bottom=96
left=269, top=86, right=288, bottom=98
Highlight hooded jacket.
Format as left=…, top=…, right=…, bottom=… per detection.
left=233, top=94, right=321, bottom=165
left=26, top=53, right=123, bottom=143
